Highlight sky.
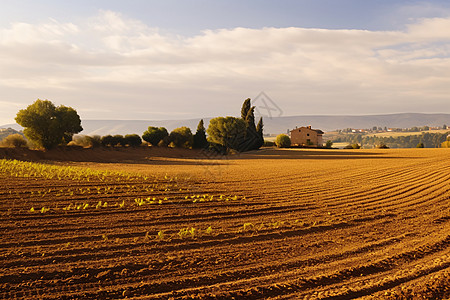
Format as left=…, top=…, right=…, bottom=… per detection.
left=1, top=0, right=450, bottom=125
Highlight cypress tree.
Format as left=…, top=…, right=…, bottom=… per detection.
left=239, top=98, right=265, bottom=151
left=244, top=107, right=258, bottom=150
left=193, top=119, right=208, bottom=149
left=241, top=98, right=251, bottom=120
left=256, top=117, right=264, bottom=149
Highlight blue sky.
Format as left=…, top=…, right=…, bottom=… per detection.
left=1, top=0, right=450, bottom=125
left=3, top=0, right=447, bottom=32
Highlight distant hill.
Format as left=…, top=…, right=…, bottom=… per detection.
left=0, top=127, right=23, bottom=141
left=2, top=113, right=450, bottom=136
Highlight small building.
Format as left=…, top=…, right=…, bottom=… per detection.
left=290, top=126, right=324, bottom=147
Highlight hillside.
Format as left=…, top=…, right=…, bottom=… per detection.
left=2, top=113, right=450, bottom=136
left=0, top=128, right=23, bottom=140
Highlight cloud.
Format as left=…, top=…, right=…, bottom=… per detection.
left=1, top=10, right=450, bottom=125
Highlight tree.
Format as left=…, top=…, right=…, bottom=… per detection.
left=169, top=127, right=193, bottom=148
left=113, top=135, right=126, bottom=147
left=0, top=134, right=28, bottom=148
left=325, top=140, right=333, bottom=148
left=241, top=98, right=251, bottom=120
left=344, top=143, right=360, bottom=149
left=15, top=99, right=82, bottom=149
left=206, top=117, right=246, bottom=151
left=124, top=134, right=142, bottom=147
left=193, top=119, right=208, bottom=149
left=240, top=98, right=262, bottom=151
left=255, top=117, right=264, bottom=149
left=71, top=135, right=101, bottom=148
left=441, top=140, right=450, bottom=148
left=275, top=134, right=291, bottom=148
left=101, top=135, right=114, bottom=147
left=142, top=127, right=168, bottom=146
left=376, top=144, right=389, bottom=149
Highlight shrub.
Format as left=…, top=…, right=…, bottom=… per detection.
left=416, top=142, right=424, bottom=148
left=441, top=141, right=450, bottom=148
left=113, top=135, right=126, bottom=147
left=275, top=134, right=291, bottom=148
left=88, top=135, right=102, bottom=148
left=100, top=135, right=125, bottom=147
left=0, top=134, right=28, bottom=148
left=101, top=135, right=114, bottom=147
left=325, top=140, right=333, bottom=148
left=71, top=135, right=102, bottom=148
left=169, top=127, right=193, bottom=148
left=124, top=134, right=142, bottom=147
left=376, top=144, right=389, bottom=149
left=344, top=143, right=361, bottom=149
left=142, top=127, right=169, bottom=146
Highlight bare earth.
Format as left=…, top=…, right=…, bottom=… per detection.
left=1, top=147, right=450, bottom=299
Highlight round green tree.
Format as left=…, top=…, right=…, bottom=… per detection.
left=169, top=127, right=193, bottom=148
left=15, top=99, right=82, bottom=149
left=207, top=117, right=246, bottom=151
left=275, top=134, right=291, bottom=148
left=142, top=127, right=168, bottom=146
left=124, top=134, right=142, bottom=147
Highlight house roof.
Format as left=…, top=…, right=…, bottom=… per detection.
left=290, top=126, right=324, bottom=135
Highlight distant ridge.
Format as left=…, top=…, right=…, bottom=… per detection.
left=2, top=113, right=450, bottom=136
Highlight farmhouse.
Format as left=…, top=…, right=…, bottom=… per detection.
left=290, top=126, right=324, bottom=147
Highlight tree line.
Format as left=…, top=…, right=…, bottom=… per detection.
left=12, top=98, right=264, bottom=153
left=334, top=132, right=450, bottom=148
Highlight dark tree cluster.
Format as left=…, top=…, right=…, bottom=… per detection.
left=240, top=98, right=264, bottom=151
left=206, top=98, right=264, bottom=153
left=100, top=134, right=142, bottom=147
left=15, top=98, right=264, bottom=153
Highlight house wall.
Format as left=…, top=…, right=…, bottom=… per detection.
left=290, top=127, right=322, bottom=147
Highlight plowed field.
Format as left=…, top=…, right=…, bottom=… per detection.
left=1, top=148, right=450, bottom=299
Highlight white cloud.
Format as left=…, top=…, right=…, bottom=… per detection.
left=1, top=10, right=450, bottom=125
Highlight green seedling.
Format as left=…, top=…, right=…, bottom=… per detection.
left=242, top=223, right=255, bottom=231
left=157, top=230, right=165, bottom=240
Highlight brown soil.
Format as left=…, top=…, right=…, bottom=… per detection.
left=0, top=146, right=205, bottom=163
left=1, top=147, right=450, bottom=299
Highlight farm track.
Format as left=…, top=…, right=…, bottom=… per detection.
left=1, top=148, right=450, bottom=299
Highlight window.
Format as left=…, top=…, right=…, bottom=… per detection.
left=307, top=133, right=310, bottom=136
